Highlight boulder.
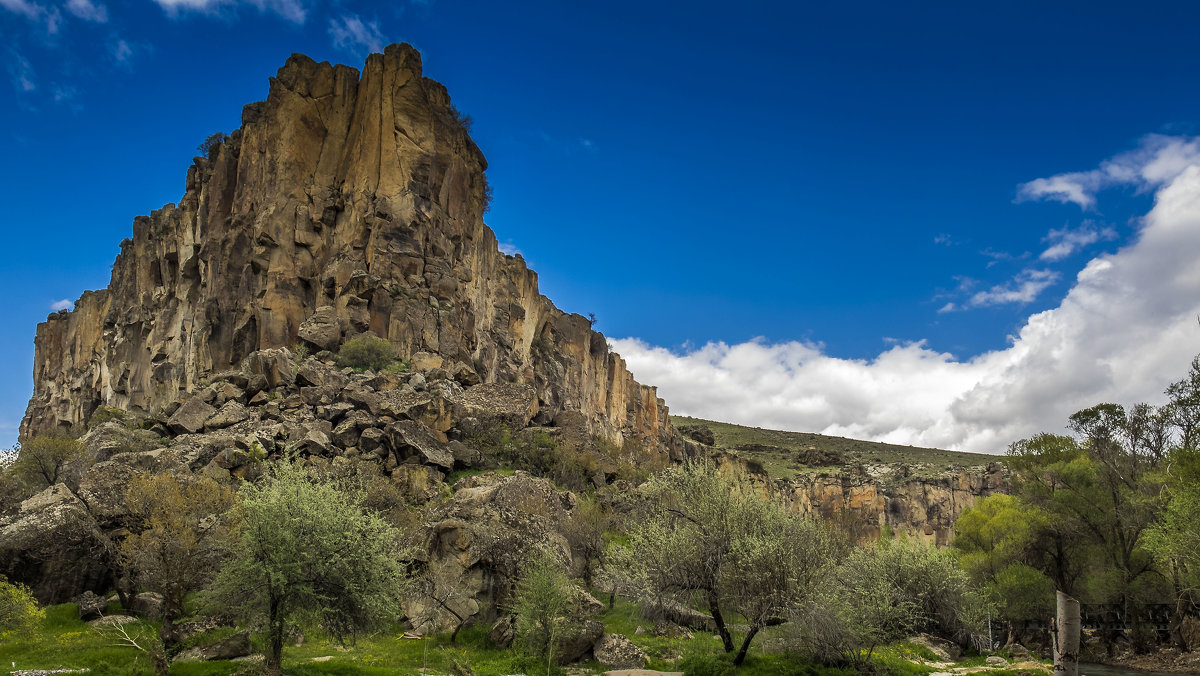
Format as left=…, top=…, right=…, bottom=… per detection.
left=677, top=425, right=715, bottom=446
left=0, top=484, right=110, bottom=604
left=130, top=591, right=165, bottom=619
left=594, top=634, right=647, bottom=670
left=168, top=397, right=217, bottom=435
left=242, top=348, right=297, bottom=391
left=77, top=590, right=107, bottom=620
left=89, top=614, right=138, bottom=627
left=558, top=618, right=605, bottom=664
left=174, top=630, right=253, bottom=662
left=385, top=420, right=454, bottom=470
left=297, top=306, right=341, bottom=351
left=451, top=383, right=539, bottom=428
left=205, top=401, right=250, bottom=430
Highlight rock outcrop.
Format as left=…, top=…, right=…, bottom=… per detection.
left=21, top=44, right=672, bottom=455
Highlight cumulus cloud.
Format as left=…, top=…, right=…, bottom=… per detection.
left=153, top=0, right=306, bottom=23
left=329, top=14, right=385, bottom=55
left=498, top=240, right=521, bottom=256
left=50, top=299, right=71, bottom=311
left=614, top=135, right=1200, bottom=453
left=64, top=0, right=106, bottom=22
left=1039, top=221, right=1117, bottom=261
left=0, top=0, right=60, bottom=33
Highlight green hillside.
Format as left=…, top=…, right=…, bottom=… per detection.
left=670, top=415, right=1002, bottom=479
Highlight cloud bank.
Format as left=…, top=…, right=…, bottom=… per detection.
left=613, top=136, right=1200, bottom=453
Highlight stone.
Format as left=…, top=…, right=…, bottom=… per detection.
left=241, top=348, right=297, bottom=391
left=0, top=484, right=109, bottom=604
left=77, top=590, right=107, bottom=620
left=385, top=420, right=454, bottom=470
left=985, top=656, right=1009, bottom=666
left=451, top=383, right=539, bottom=428
left=167, top=397, right=217, bottom=435
left=205, top=401, right=250, bottom=430
left=298, top=306, right=342, bottom=351
left=909, top=633, right=960, bottom=662
left=594, top=634, right=647, bottom=670
left=130, top=591, right=165, bottom=619
left=409, top=351, right=443, bottom=371
left=677, top=425, right=715, bottom=446
left=174, top=630, right=252, bottom=662
left=88, top=614, right=138, bottom=627
left=558, top=618, right=605, bottom=664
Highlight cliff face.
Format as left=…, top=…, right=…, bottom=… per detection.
left=776, top=464, right=1009, bottom=545
left=21, top=44, right=670, bottom=449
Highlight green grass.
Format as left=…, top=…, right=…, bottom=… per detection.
left=671, top=415, right=1000, bottom=479
left=3, top=600, right=1037, bottom=676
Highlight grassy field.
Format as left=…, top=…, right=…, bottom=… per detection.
left=0, top=597, right=1043, bottom=676
left=669, top=415, right=1001, bottom=479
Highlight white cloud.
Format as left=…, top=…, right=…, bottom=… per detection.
left=329, top=14, right=385, bottom=55
left=0, top=0, right=60, bottom=33
left=965, top=268, right=1059, bottom=308
left=112, top=39, right=132, bottom=63
left=498, top=241, right=521, bottom=256
left=64, top=0, right=106, bottom=22
left=1039, top=221, right=1117, bottom=261
left=614, top=136, right=1200, bottom=453
left=1018, top=134, right=1200, bottom=209
left=50, top=299, right=71, bottom=311
left=7, top=49, right=35, bottom=93
left=153, top=0, right=306, bottom=23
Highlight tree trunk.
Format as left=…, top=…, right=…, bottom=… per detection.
left=267, top=597, right=284, bottom=675
left=1052, top=590, right=1080, bottom=676
left=733, top=626, right=760, bottom=665
left=707, top=590, right=734, bottom=653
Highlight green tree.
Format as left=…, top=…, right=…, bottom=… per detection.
left=120, top=473, right=238, bottom=649
left=627, top=461, right=834, bottom=665
left=954, top=494, right=1054, bottom=644
left=212, top=461, right=411, bottom=673
left=0, top=576, right=44, bottom=634
left=511, top=548, right=578, bottom=668
left=12, top=433, right=84, bottom=489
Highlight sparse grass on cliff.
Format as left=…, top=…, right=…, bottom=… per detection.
left=670, top=415, right=999, bottom=479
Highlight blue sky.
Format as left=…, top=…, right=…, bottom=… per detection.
left=4, top=1, right=1200, bottom=452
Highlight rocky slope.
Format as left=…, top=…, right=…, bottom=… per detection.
left=21, top=43, right=670, bottom=453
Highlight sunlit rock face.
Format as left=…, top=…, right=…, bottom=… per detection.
left=21, top=44, right=674, bottom=455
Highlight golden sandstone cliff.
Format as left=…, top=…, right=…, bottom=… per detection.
left=21, top=44, right=670, bottom=451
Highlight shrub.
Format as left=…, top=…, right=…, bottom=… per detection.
left=11, top=433, right=85, bottom=489
left=196, top=132, right=228, bottom=160
left=0, top=576, right=44, bottom=634
left=511, top=549, right=584, bottom=666
left=335, top=334, right=397, bottom=371
left=87, top=405, right=127, bottom=429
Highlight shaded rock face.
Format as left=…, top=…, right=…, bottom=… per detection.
left=21, top=43, right=671, bottom=454
left=775, top=463, right=1009, bottom=545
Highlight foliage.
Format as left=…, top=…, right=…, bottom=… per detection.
left=88, top=405, right=128, bottom=429
left=562, top=495, right=609, bottom=588
left=211, top=460, right=412, bottom=673
left=626, top=460, right=836, bottom=665
left=679, top=650, right=736, bottom=676
left=953, top=494, right=1054, bottom=634
left=511, top=548, right=580, bottom=666
left=11, top=433, right=85, bottom=489
left=335, top=333, right=399, bottom=372
left=791, top=537, right=984, bottom=667
left=0, top=577, right=44, bottom=634
left=196, top=132, right=228, bottom=160
left=120, top=473, right=237, bottom=648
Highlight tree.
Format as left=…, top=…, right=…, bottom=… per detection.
left=627, top=461, right=834, bottom=665
left=211, top=461, right=411, bottom=673
left=0, top=576, right=43, bottom=634
left=196, top=132, right=228, bottom=160
left=511, top=548, right=578, bottom=668
left=11, top=433, right=84, bottom=489
left=120, top=473, right=237, bottom=649
left=954, top=494, right=1054, bottom=644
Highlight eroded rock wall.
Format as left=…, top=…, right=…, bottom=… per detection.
left=22, top=44, right=670, bottom=450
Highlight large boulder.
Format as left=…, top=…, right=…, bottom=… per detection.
left=297, top=306, right=342, bottom=352
left=0, top=484, right=110, bottom=604
left=451, top=383, right=539, bottom=428
left=594, top=633, right=647, bottom=669
left=174, top=630, right=253, bottom=662
left=385, top=420, right=454, bottom=470
left=167, top=397, right=217, bottom=435
left=404, top=473, right=574, bottom=633
left=242, top=348, right=297, bottom=392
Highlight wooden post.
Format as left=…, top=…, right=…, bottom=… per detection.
left=1053, top=590, right=1080, bottom=676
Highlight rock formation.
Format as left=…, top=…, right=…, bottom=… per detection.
left=21, top=43, right=670, bottom=453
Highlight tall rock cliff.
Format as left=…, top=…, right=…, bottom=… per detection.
left=21, top=44, right=670, bottom=450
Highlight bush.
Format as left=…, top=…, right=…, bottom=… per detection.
left=0, top=577, right=44, bottom=634
left=87, top=405, right=127, bottom=429
left=335, top=334, right=397, bottom=372
left=11, top=433, right=85, bottom=489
